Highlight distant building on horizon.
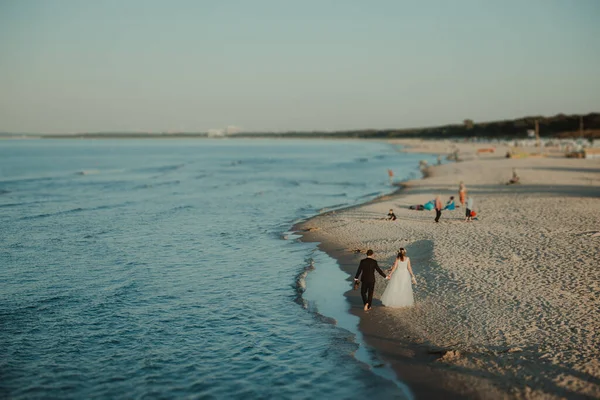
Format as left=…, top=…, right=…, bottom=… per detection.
left=207, top=129, right=225, bottom=137
left=207, top=125, right=242, bottom=137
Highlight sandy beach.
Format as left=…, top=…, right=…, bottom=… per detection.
left=295, top=140, right=600, bottom=399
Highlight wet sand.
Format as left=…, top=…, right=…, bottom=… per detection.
left=295, top=141, right=600, bottom=399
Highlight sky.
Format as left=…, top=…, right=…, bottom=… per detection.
left=1, top=0, right=599, bottom=133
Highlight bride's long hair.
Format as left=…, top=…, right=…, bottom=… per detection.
left=397, top=248, right=407, bottom=261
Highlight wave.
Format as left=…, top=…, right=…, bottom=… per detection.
left=293, top=258, right=338, bottom=325
left=83, top=230, right=111, bottom=239
left=135, top=180, right=181, bottom=189
left=357, top=191, right=383, bottom=199
left=0, top=200, right=50, bottom=208
left=293, top=258, right=315, bottom=308
left=156, top=164, right=185, bottom=173
left=2, top=294, right=76, bottom=322
left=296, top=205, right=316, bottom=215
left=154, top=204, right=195, bottom=218
left=88, top=281, right=140, bottom=308
left=325, top=193, right=348, bottom=198
left=75, top=180, right=134, bottom=190
left=20, top=201, right=135, bottom=220
left=292, top=180, right=367, bottom=188
left=325, top=181, right=367, bottom=188
left=170, top=204, right=194, bottom=211
left=93, top=201, right=134, bottom=210
left=76, top=170, right=101, bottom=175
left=234, top=158, right=277, bottom=166
left=0, top=176, right=57, bottom=185
left=20, top=208, right=85, bottom=220
left=136, top=163, right=185, bottom=175
left=318, top=203, right=348, bottom=213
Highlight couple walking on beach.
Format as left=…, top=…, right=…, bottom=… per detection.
left=354, top=249, right=416, bottom=311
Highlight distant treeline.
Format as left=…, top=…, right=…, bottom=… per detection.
left=2, top=112, right=598, bottom=139
left=234, top=113, right=600, bottom=139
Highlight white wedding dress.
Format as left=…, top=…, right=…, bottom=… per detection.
left=381, top=258, right=414, bottom=307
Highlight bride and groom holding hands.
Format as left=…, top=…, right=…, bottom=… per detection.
left=354, top=248, right=417, bottom=311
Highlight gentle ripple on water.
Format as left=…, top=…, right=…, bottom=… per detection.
left=0, top=139, right=437, bottom=399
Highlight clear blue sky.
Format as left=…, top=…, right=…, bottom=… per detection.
left=1, top=0, right=599, bottom=133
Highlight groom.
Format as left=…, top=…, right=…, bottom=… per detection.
left=354, top=249, right=389, bottom=311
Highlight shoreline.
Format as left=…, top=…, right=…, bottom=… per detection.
left=293, top=140, right=600, bottom=399
left=292, top=163, right=503, bottom=399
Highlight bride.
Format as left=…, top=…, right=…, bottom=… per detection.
left=381, top=248, right=416, bottom=307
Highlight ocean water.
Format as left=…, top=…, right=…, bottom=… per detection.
left=0, top=139, right=437, bottom=399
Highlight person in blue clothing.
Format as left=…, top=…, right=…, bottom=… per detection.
left=423, top=200, right=435, bottom=211
left=444, top=196, right=456, bottom=211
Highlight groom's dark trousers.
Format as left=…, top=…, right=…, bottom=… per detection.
left=355, top=257, right=387, bottom=308
left=360, top=282, right=375, bottom=309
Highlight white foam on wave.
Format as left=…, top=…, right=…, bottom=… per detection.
left=77, top=169, right=101, bottom=175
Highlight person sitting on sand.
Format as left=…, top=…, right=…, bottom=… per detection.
left=465, top=196, right=474, bottom=222
left=444, top=196, right=456, bottom=210
left=507, top=168, right=520, bottom=185
left=386, top=209, right=397, bottom=221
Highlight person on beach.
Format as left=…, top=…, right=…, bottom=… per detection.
left=459, top=181, right=467, bottom=207
left=444, top=196, right=456, bottom=211
left=354, top=250, right=389, bottom=311
left=422, top=199, right=435, bottom=210
left=465, top=196, right=474, bottom=222
left=434, top=195, right=443, bottom=223
left=381, top=248, right=416, bottom=307
left=507, top=168, right=520, bottom=185
left=386, top=209, right=397, bottom=221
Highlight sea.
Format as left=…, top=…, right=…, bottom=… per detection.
left=0, top=139, right=438, bottom=399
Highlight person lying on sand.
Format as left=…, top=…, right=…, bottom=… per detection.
left=409, top=200, right=435, bottom=211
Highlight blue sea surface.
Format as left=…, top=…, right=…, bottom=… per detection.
left=0, top=139, right=436, bottom=399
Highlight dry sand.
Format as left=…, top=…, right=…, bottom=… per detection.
left=296, top=140, right=600, bottom=399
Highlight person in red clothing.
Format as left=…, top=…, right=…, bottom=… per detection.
left=434, top=195, right=443, bottom=223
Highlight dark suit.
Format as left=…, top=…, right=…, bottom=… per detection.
left=355, top=257, right=387, bottom=308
